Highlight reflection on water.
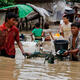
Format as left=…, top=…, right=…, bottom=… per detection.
left=0, top=26, right=80, bottom=80
left=0, top=57, right=17, bottom=80
left=1, top=45, right=80, bottom=80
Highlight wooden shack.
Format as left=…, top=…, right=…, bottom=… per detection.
left=73, top=3, right=80, bottom=15
left=14, top=0, right=55, bottom=30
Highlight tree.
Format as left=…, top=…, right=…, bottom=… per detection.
left=0, top=0, right=15, bottom=7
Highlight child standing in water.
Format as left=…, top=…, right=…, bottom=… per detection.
left=31, top=23, right=44, bottom=41
left=60, top=15, right=72, bottom=40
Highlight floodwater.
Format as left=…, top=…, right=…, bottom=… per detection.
left=0, top=25, right=80, bottom=80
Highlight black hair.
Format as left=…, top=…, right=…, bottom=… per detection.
left=63, top=15, right=69, bottom=20
left=44, top=23, right=49, bottom=29
left=5, top=12, right=18, bottom=22
left=71, top=22, right=80, bottom=28
left=35, top=23, right=40, bottom=28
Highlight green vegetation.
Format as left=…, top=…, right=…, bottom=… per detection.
left=0, top=0, right=15, bottom=7
left=70, top=0, right=80, bottom=3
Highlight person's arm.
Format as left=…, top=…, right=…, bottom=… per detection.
left=63, top=49, right=79, bottom=57
left=17, top=41, right=24, bottom=54
left=63, top=36, right=80, bottom=57
left=69, top=36, right=80, bottom=55
left=60, top=28, right=64, bottom=37
left=49, top=32, right=54, bottom=40
left=68, top=49, right=79, bottom=54
left=31, top=33, right=34, bottom=41
left=59, top=25, right=64, bottom=37
left=15, top=30, right=30, bottom=56
left=69, top=37, right=80, bottom=55
left=69, top=49, right=79, bottom=60
left=60, top=32, right=64, bottom=37
left=41, top=32, right=45, bottom=37
left=31, top=29, right=35, bottom=41
left=17, top=41, right=30, bottom=56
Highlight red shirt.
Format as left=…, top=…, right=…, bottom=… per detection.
left=0, top=23, right=19, bottom=56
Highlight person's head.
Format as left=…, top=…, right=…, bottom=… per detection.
left=71, top=22, right=80, bottom=36
left=5, top=12, right=18, bottom=27
left=63, top=15, right=69, bottom=24
left=14, top=19, right=19, bottom=27
left=44, top=23, right=49, bottom=29
left=35, top=23, right=40, bottom=28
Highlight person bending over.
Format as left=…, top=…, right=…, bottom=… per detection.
left=63, top=22, right=80, bottom=61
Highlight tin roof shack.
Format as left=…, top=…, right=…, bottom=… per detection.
left=73, top=3, right=80, bottom=15
left=14, top=0, right=60, bottom=12
left=14, top=0, right=54, bottom=27
left=14, top=0, right=67, bottom=24
left=0, top=5, right=47, bottom=31
left=0, top=5, right=32, bottom=31
left=0, top=7, right=18, bottom=25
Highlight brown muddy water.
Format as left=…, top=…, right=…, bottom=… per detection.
left=0, top=25, right=80, bottom=80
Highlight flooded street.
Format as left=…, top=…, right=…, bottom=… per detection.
left=0, top=56, right=80, bottom=80
left=0, top=25, right=80, bottom=80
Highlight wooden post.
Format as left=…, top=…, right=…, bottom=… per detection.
left=29, top=21, right=32, bottom=30
left=42, top=17, right=44, bottom=29
left=25, top=18, right=28, bottom=31
left=19, top=18, right=22, bottom=31
left=39, top=15, right=40, bottom=27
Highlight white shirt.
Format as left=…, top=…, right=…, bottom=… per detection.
left=60, top=22, right=72, bottom=40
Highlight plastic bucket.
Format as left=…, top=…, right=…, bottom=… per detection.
left=54, top=40, right=68, bottom=52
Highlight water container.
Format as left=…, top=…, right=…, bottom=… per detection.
left=54, top=40, right=68, bottom=52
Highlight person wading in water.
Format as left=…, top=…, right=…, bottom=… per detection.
left=0, top=12, right=29, bottom=58
left=63, top=22, right=80, bottom=61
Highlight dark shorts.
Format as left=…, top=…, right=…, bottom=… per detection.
left=35, top=38, right=42, bottom=41
left=0, top=50, right=15, bottom=58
